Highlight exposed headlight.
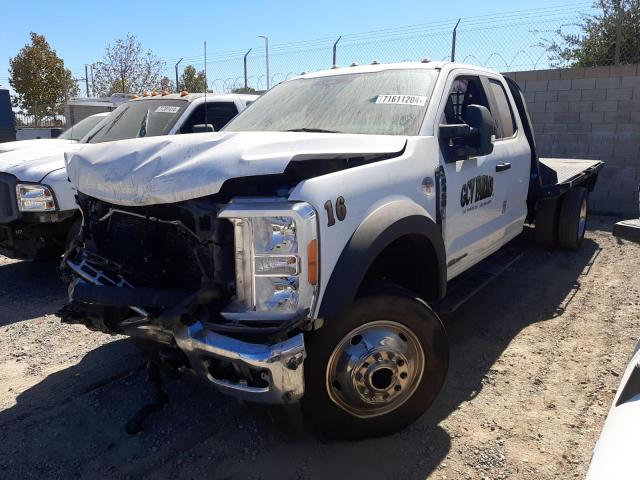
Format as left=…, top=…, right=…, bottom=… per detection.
left=219, top=202, right=318, bottom=318
left=16, top=184, right=56, bottom=212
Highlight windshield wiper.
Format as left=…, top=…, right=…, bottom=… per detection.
left=285, top=127, right=342, bottom=133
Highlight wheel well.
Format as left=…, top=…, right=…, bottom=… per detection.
left=358, top=234, right=441, bottom=302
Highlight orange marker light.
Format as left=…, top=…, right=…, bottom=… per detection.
left=307, top=239, right=318, bottom=286
left=161, top=90, right=169, bottom=96
left=180, top=90, right=189, bottom=97
left=151, top=90, right=158, bottom=96
left=142, top=92, right=150, bottom=97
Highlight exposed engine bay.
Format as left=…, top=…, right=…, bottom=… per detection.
left=58, top=192, right=308, bottom=404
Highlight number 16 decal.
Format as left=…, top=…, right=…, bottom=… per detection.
left=324, top=196, right=347, bottom=226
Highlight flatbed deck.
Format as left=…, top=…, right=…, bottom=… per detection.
left=537, top=158, right=604, bottom=198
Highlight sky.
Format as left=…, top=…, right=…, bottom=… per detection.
left=0, top=0, right=593, bottom=94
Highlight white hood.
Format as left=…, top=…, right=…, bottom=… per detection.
left=0, top=138, right=75, bottom=154
left=66, top=132, right=407, bottom=206
left=0, top=143, right=85, bottom=182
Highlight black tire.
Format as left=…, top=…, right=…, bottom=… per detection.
left=535, top=197, right=560, bottom=248
left=64, top=218, right=82, bottom=253
left=302, top=290, right=448, bottom=440
left=557, top=186, right=589, bottom=250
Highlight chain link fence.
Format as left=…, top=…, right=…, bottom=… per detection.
left=166, top=2, right=637, bottom=93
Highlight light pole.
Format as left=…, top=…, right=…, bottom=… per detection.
left=175, top=57, right=183, bottom=93
left=258, top=35, right=269, bottom=90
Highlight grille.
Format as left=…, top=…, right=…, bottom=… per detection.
left=88, top=208, right=213, bottom=290
left=0, top=174, right=19, bottom=223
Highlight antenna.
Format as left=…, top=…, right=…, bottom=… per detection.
left=204, top=40, right=208, bottom=129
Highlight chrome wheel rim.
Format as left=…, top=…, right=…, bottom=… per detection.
left=578, top=197, right=588, bottom=239
left=325, top=320, right=425, bottom=419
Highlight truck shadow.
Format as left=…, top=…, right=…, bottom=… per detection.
left=0, top=233, right=602, bottom=480
left=0, top=258, right=66, bottom=326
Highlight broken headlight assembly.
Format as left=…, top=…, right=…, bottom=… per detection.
left=219, top=201, right=318, bottom=320
left=16, top=184, right=57, bottom=212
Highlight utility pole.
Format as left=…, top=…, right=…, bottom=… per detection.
left=614, top=6, right=624, bottom=65
left=333, top=36, right=342, bottom=67
left=258, top=35, right=269, bottom=90
left=84, top=64, right=90, bottom=97
left=451, top=18, right=461, bottom=62
left=244, top=48, right=252, bottom=90
left=89, top=64, right=95, bottom=96
left=175, top=58, right=184, bottom=92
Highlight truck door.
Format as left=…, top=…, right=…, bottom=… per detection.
left=437, top=73, right=510, bottom=278
left=483, top=76, right=530, bottom=244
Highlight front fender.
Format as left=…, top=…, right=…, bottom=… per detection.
left=318, top=201, right=446, bottom=319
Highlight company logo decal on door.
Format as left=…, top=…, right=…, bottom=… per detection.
left=460, top=175, right=494, bottom=213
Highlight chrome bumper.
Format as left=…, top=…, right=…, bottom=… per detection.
left=174, top=321, right=306, bottom=404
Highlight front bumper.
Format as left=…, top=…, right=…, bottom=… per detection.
left=175, top=322, right=306, bottom=403
left=62, top=252, right=307, bottom=404
left=0, top=211, right=76, bottom=259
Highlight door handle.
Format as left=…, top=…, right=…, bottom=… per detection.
left=496, top=163, right=511, bottom=172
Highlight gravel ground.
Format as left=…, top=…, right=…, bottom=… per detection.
left=1, top=215, right=639, bottom=480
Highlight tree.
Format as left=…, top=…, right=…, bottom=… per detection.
left=92, top=34, right=165, bottom=95
left=9, top=32, right=78, bottom=125
left=180, top=65, right=206, bottom=92
left=546, top=0, right=640, bottom=67
left=232, top=87, right=264, bottom=94
left=159, top=76, right=174, bottom=93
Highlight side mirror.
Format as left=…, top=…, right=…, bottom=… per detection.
left=465, top=104, right=495, bottom=157
left=439, top=104, right=495, bottom=162
left=192, top=124, right=215, bottom=133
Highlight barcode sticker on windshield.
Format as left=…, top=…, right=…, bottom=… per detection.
left=375, top=95, right=427, bottom=106
left=155, top=105, right=181, bottom=113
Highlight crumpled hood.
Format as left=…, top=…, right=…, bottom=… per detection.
left=0, top=138, right=75, bottom=154
left=0, top=142, right=85, bottom=182
left=66, top=131, right=407, bottom=206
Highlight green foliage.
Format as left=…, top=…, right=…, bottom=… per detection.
left=159, top=76, right=175, bottom=93
left=546, top=0, right=640, bottom=67
left=180, top=65, right=206, bottom=92
left=231, top=87, right=264, bottom=94
left=93, top=34, right=165, bottom=95
left=9, top=32, right=79, bottom=124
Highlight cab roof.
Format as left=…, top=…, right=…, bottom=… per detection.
left=296, top=61, right=501, bottom=79
left=129, top=92, right=259, bottom=102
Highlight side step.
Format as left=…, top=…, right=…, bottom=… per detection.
left=432, top=247, right=523, bottom=315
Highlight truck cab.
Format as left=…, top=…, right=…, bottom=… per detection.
left=0, top=93, right=257, bottom=259
left=59, top=62, right=602, bottom=439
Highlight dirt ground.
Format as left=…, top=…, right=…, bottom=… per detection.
left=1, top=215, right=639, bottom=480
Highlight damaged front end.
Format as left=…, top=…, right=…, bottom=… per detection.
left=58, top=193, right=318, bottom=404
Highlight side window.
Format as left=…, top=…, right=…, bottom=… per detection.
left=441, top=75, right=491, bottom=125
left=206, top=102, right=239, bottom=131
left=488, top=79, right=517, bottom=139
left=180, top=102, right=239, bottom=133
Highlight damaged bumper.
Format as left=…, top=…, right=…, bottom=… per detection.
left=175, top=322, right=306, bottom=403
left=61, top=252, right=307, bottom=404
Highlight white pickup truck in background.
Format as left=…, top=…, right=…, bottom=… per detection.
left=0, top=93, right=257, bottom=259
left=0, top=112, right=109, bottom=154
left=59, top=62, right=603, bottom=439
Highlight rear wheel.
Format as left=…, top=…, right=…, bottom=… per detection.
left=557, top=186, right=589, bottom=250
left=302, top=290, right=448, bottom=439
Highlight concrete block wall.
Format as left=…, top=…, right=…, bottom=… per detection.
left=504, top=64, right=640, bottom=215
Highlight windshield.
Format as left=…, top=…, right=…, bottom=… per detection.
left=81, top=99, right=188, bottom=144
left=224, top=69, right=437, bottom=136
left=58, top=114, right=105, bottom=141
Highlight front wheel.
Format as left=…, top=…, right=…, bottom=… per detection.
left=302, top=291, right=448, bottom=439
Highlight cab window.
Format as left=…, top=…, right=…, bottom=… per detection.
left=441, top=75, right=491, bottom=125
left=180, top=102, right=239, bottom=133
left=487, top=79, right=517, bottom=139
